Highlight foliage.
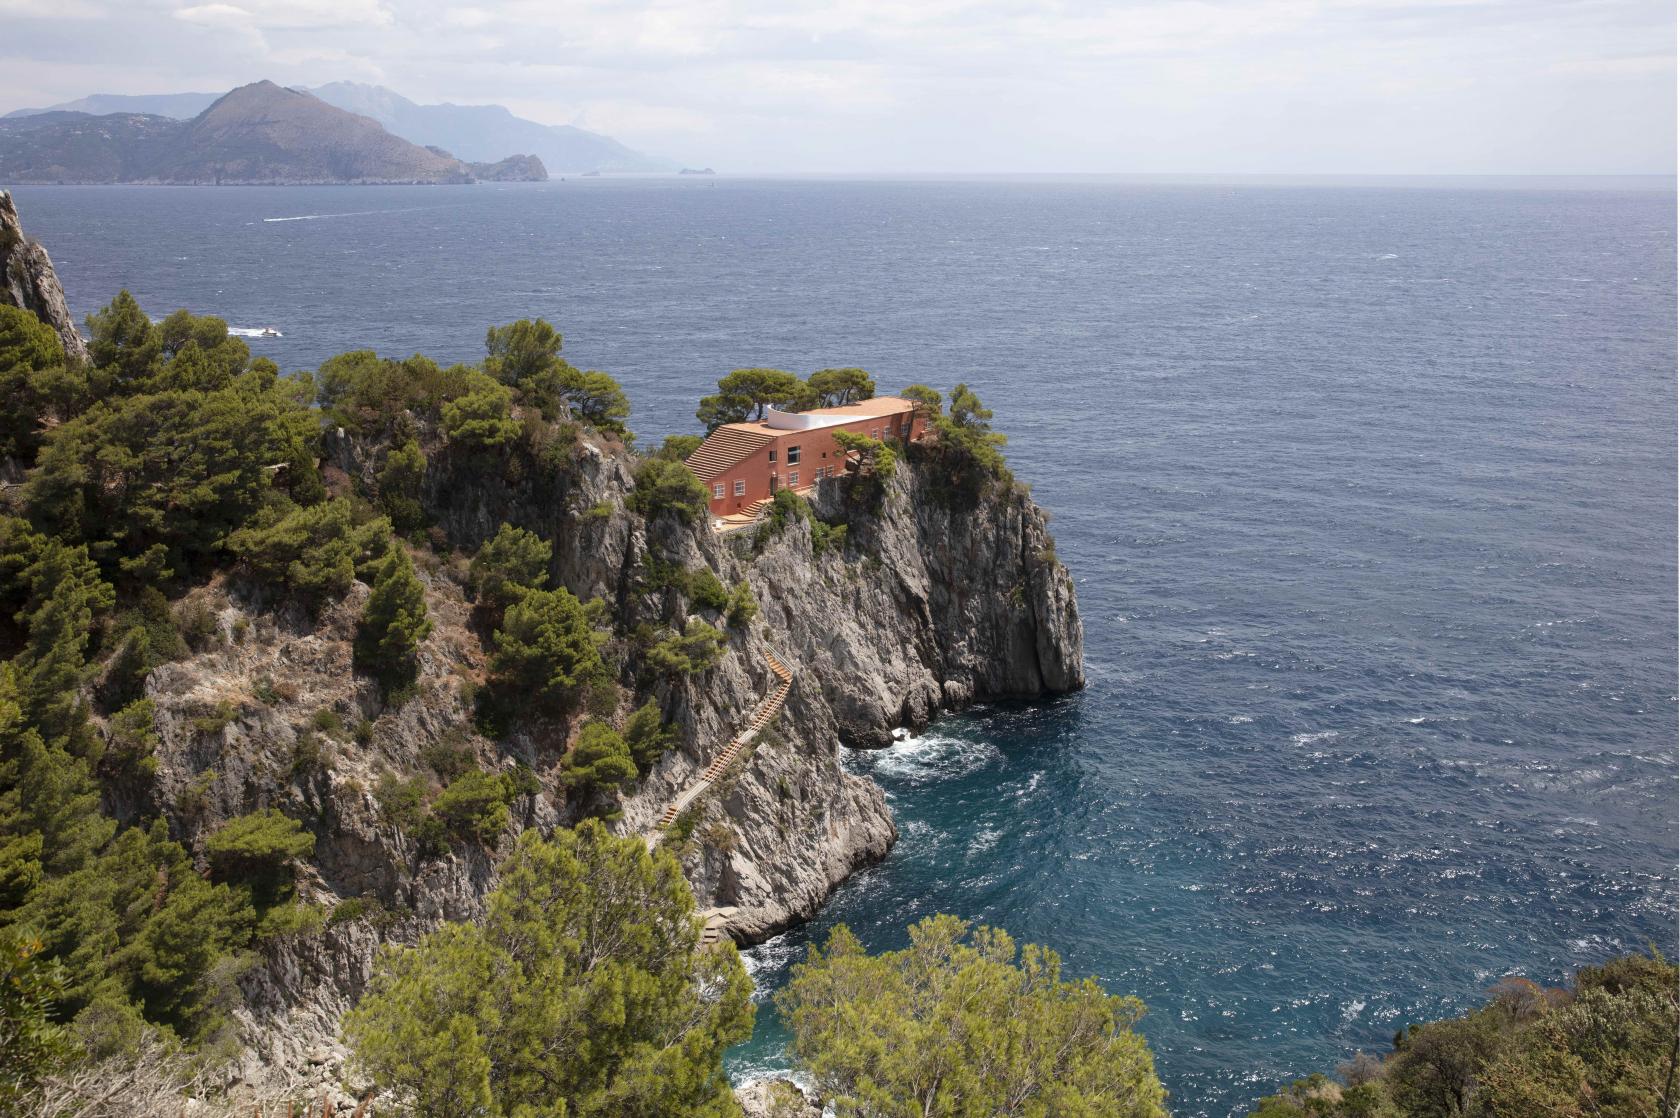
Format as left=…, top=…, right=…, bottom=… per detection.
left=0, top=305, right=69, bottom=464
left=488, top=587, right=606, bottom=715
left=628, top=456, right=711, bottom=523
left=654, top=434, right=704, bottom=461
left=467, top=524, right=551, bottom=616
left=900, top=384, right=943, bottom=422
left=697, top=367, right=807, bottom=430
left=0, top=926, right=72, bottom=1107
left=343, top=820, right=753, bottom=1118
left=432, top=769, right=515, bottom=845
left=378, top=439, right=429, bottom=534
left=316, top=349, right=476, bottom=436
left=204, top=808, right=316, bottom=907
left=354, top=549, right=433, bottom=697
left=561, top=722, right=638, bottom=813
left=226, top=498, right=389, bottom=612
left=483, top=319, right=631, bottom=432
left=645, top=620, right=727, bottom=677
left=26, top=298, right=322, bottom=579
left=1246, top=952, right=1680, bottom=1118
left=808, top=367, right=876, bottom=407
left=441, top=370, right=520, bottom=449
left=833, top=430, right=898, bottom=483
left=753, top=489, right=847, bottom=556
left=776, top=915, right=1167, bottom=1118
left=725, top=580, right=759, bottom=629
left=623, top=701, right=677, bottom=775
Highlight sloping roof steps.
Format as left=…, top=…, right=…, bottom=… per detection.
left=685, top=425, right=774, bottom=481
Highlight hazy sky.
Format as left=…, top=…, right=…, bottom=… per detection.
left=1, top=0, right=1673, bottom=173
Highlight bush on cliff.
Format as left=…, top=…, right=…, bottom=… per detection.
left=776, top=914, right=1168, bottom=1118
left=226, top=498, right=390, bottom=613
left=0, top=304, right=67, bottom=464
left=488, top=586, right=606, bottom=715
left=354, top=549, right=433, bottom=697
left=203, top=808, right=315, bottom=907
left=467, top=523, right=551, bottom=618
left=343, top=820, right=753, bottom=1118
left=561, top=721, right=638, bottom=816
left=1247, top=951, right=1680, bottom=1118
left=628, top=456, right=711, bottom=523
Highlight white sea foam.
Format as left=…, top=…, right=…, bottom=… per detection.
left=1229, top=714, right=1254, bottom=724
left=851, top=729, right=1001, bottom=783
left=1291, top=730, right=1340, bottom=746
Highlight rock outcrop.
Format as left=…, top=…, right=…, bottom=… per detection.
left=0, top=190, right=89, bottom=362
left=103, top=406, right=1079, bottom=1094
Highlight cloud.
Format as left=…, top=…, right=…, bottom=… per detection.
left=0, top=0, right=1673, bottom=171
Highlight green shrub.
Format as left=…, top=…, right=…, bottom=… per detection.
left=257, top=901, right=325, bottom=940
left=354, top=549, right=433, bottom=698
left=374, top=771, right=428, bottom=831
left=687, top=567, right=729, bottom=611
left=628, top=457, right=710, bottom=523
left=561, top=723, right=637, bottom=815
left=226, top=498, right=387, bottom=612
left=725, top=581, right=758, bottom=628
left=624, top=700, right=677, bottom=774
left=468, top=524, right=550, bottom=615
left=432, top=769, right=513, bottom=844
left=645, top=620, right=727, bottom=677
left=441, top=370, right=519, bottom=449
left=421, top=735, right=476, bottom=782
left=289, top=730, right=327, bottom=778
left=311, top=707, right=344, bottom=736
left=204, top=808, right=315, bottom=906
left=489, top=587, right=606, bottom=716
left=105, top=699, right=159, bottom=778
left=190, top=700, right=237, bottom=736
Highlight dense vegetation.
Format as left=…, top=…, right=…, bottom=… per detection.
left=0, top=294, right=741, bottom=1104
left=776, top=915, right=1168, bottom=1118
left=344, top=821, right=752, bottom=1118
left=1248, top=952, right=1679, bottom=1118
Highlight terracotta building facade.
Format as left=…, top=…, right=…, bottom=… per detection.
left=685, top=396, right=927, bottom=519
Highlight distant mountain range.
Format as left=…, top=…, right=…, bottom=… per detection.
left=5, top=82, right=673, bottom=175
left=0, top=82, right=548, bottom=185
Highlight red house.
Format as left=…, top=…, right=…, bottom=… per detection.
left=686, top=396, right=926, bottom=521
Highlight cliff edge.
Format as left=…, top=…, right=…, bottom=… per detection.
left=0, top=190, right=89, bottom=362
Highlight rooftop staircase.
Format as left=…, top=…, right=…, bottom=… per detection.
left=686, top=427, right=772, bottom=481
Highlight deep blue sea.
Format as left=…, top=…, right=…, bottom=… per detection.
left=11, top=177, right=1677, bottom=1117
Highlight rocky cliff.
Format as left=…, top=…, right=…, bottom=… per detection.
left=118, top=425, right=1080, bottom=1095
left=1, top=198, right=1082, bottom=1098
left=0, top=190, right=89, bottom=362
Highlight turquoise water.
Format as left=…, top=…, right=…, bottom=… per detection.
left=11, top=176, right=1677, bottom=1116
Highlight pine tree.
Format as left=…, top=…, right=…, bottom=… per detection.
left=355, top=549, right=433, bottom=697
left=344, top=821, right=753, bottom=1118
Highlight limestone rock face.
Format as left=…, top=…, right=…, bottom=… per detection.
left=736, top=1078, right=823, bottom=1118
left=0, top=190, right=89, bottom=363
left=131, top=423, right=1080, bottom=1091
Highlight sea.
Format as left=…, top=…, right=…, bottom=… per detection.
left=10, top=176, right=1676, bottom=1117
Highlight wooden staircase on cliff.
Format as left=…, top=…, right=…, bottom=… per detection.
left=654, top=650, right=793, bottom=830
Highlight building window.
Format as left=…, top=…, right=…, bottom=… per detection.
left=787, top=445, right=801, bottom=465
left=768, top=449, right=776, bottom=464
left=788, top=471, right=799, bottom=487
left=734, top=479, right=746, bottom=496
left=870, top=427, right=880, bottom=439
left=713, top=483, right=724, bottom=499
